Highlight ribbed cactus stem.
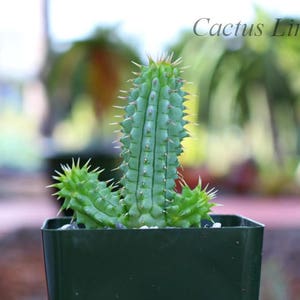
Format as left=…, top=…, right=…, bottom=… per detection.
left=120, top=55, right=188, bottom=227
left=51, top=55, right=217, bottom=229
left=50, top=160, right=123, bottom=229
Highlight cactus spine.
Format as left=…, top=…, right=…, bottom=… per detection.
left=51, top=55, right=216, bottom=229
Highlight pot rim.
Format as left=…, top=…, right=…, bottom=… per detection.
left=41, top=214, right=265, bottom=231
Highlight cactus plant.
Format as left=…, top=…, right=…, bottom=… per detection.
left=51, top=54, right=217, bottom=229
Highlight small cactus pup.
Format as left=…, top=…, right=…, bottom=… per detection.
left=51, top=54, right=217, bottom=229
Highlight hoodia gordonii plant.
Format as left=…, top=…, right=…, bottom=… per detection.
left=51, top=54, right=217, bottom=229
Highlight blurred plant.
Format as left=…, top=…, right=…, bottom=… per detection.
left=168, top=13, right=300, bottom=180
left=41, top=27, right=141, bottom=144
left=0, top=109, right=41, bottom=170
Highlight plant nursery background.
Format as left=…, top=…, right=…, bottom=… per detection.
left=0, top=0, right=299, bottom=299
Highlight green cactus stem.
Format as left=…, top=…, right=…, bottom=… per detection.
left=166, top=182, right=217, bottom=228
left=51, top=160, right=123, bottom=229
left=51, top=55, right=217, bottom=229
left=119, top=55, right=188, bottom=227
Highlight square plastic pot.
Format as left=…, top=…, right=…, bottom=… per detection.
left=41, top=214, right=264, bottom=300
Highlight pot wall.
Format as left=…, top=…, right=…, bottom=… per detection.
left=42, top=215, right=264, bottom=300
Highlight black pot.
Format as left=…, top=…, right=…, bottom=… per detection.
left=41, top=215, right=264, bottom=300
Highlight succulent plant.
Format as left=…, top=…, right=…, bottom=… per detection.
left=51, top=54, right=217, bottom=229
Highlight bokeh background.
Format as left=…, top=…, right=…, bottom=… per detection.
left=0, top=0, right=299, bottom=299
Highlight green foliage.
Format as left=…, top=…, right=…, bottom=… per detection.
left=167, top=15, right=300, bottom=172
left=43, top=26, right=141, bottom=138
left=52, top=55, right=216, bottom=229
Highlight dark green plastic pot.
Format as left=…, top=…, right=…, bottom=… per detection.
left=41, top=215, right=264, bottom=300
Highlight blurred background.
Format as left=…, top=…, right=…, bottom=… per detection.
left=0, top=0, right=299, bottom=299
